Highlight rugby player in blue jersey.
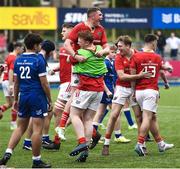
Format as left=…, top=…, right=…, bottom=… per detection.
left=0, top=33, right=52, bottom=168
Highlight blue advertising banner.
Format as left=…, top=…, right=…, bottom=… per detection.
left=102, top=8, right=152, bottom=29
left=58, top=8, right=152, bottom=29
left=153, top=8, right=180, bottom=29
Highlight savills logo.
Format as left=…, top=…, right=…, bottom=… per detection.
left=12, top=11, right=50, bottom=25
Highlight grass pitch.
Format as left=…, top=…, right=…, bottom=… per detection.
left=0, top=87, right=180, bottom=168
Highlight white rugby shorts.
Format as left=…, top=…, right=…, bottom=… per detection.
left=112, top=86, right=137, bottom=106
left=136, top=89, right=159, bottom=113
left=71, top=90, right=103, bottom=111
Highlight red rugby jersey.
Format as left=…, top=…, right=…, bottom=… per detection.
left=59, top=47, right=72, bottom=84
left=68, top=22, right=107, bottom=52
left=130, top=52, right=163, bottom=90
left=3, top=53, right=16, bottom=81
left=115, top=54, right=133, bottom=88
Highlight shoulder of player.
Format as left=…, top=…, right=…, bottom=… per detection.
left=59, top=46, right=69, bottom=54
left=73, top=22, right=85, bottom=30
left=115, top=53, right=123, bottom=60
left=96, top=24, right=105, bottom=30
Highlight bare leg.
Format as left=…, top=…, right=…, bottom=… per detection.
left=83, top=109, right=96, bottom=143
left=8, top=117, right=30, bottom=149
left=31, top=117, right=44, bottom=157
left=70, top=106, right=86, bottom=139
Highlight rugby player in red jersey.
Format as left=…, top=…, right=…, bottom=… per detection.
left=42, top=23, right=74, bottom=150
left=0, top=42, right=23, bottom=129
left=131, top=34, right=174, bottom=156
left=55, top=8, right=110, bottom=147
left=102, top=35, right=151, bottom=156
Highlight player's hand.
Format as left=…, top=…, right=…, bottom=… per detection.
left=48, top=69, right=55, bottom=75
left=48, top=102, right=53, bottom=112
left=139, top=69, right=152, bottom=78
left=164, top=83, right=170, bottom=89
left=167, top=66, right=173, bottom=73
left=106, top=91, right=113, bottom=99
left=13, top=101, right=19, bottom=112
left=131, top=91, right=136, bottom=102
left=74, top=55, right=87, bottom=62
left=95, top=50, right=104, bottom=57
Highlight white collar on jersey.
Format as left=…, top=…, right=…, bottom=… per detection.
left=23, top=52, right=36, bottom=55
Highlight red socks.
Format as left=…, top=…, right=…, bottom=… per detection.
left=59, top=111, right=69, bottom=127
left=11, top=108, right=17, bottom=121
left=54, top=134, right=60, bottom=144
left=138, top=136, right=145, bottom=144
left=78, top=137, right=86, bottom=144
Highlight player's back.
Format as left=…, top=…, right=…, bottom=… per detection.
left=14, top=53, right=46, bottom=93
left=132, top=52, right=162, bottom=90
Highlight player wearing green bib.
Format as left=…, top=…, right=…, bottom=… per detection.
left=68, top=30, right=108, bottom=162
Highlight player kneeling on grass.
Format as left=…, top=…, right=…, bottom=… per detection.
left=67, top=30, right=108, bottom=162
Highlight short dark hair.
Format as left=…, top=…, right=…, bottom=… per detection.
left=57, top=23, right=74, bottom=34
left=87, top=7, right=101, bottom=17
left=144, top=34, right=157, bottom=43
left=78, top=30, right=94, bottom=43
left=14, top=42, right=23, bottom=49
left=62, top=23, right=74, bottom=29
left=116, top=35, right=132, bottom=47
left=24, top=33, right=43, bottom=50
left=41, top=40, right=55, bottom=55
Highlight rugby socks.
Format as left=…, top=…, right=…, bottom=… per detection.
left=114, top=130, right=122, bottom=138
left=59, top=111, right=69, bottom=128
left=5, top=148, right=13, bottom=155
left=92, top=122, right=99, bottom=131
left=138, top=135, right=145, bottom=144
left=154, top=135, right=163, bottom=143
left=32, top=155, right=41, bottom=165
left=24, top=138, right=32, bottom=147
left=0, top=105, right=8, bottom=112
left=78, top=137, right=86, bottom=144
left=92, top=128, right=97, bottom=137
left=104, top=133, right=111, bottom=145
left=42, top=135, right=50, bottom=143
left=11, top=108, right=17, bottom=122
left=54, top=134, right=60, bottom=144
left=123, top=108, right=134, bottom=126
left=99, top=109, right=109, bottom=123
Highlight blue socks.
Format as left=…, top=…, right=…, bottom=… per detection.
left=124, top=108, right=134, bottom=126
left=99, top=109, right=109, bottom=123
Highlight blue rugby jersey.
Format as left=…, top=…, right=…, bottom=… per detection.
left=14, top=53, right=47, bottom=93
left=104, top=58, right=116, bottom=88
